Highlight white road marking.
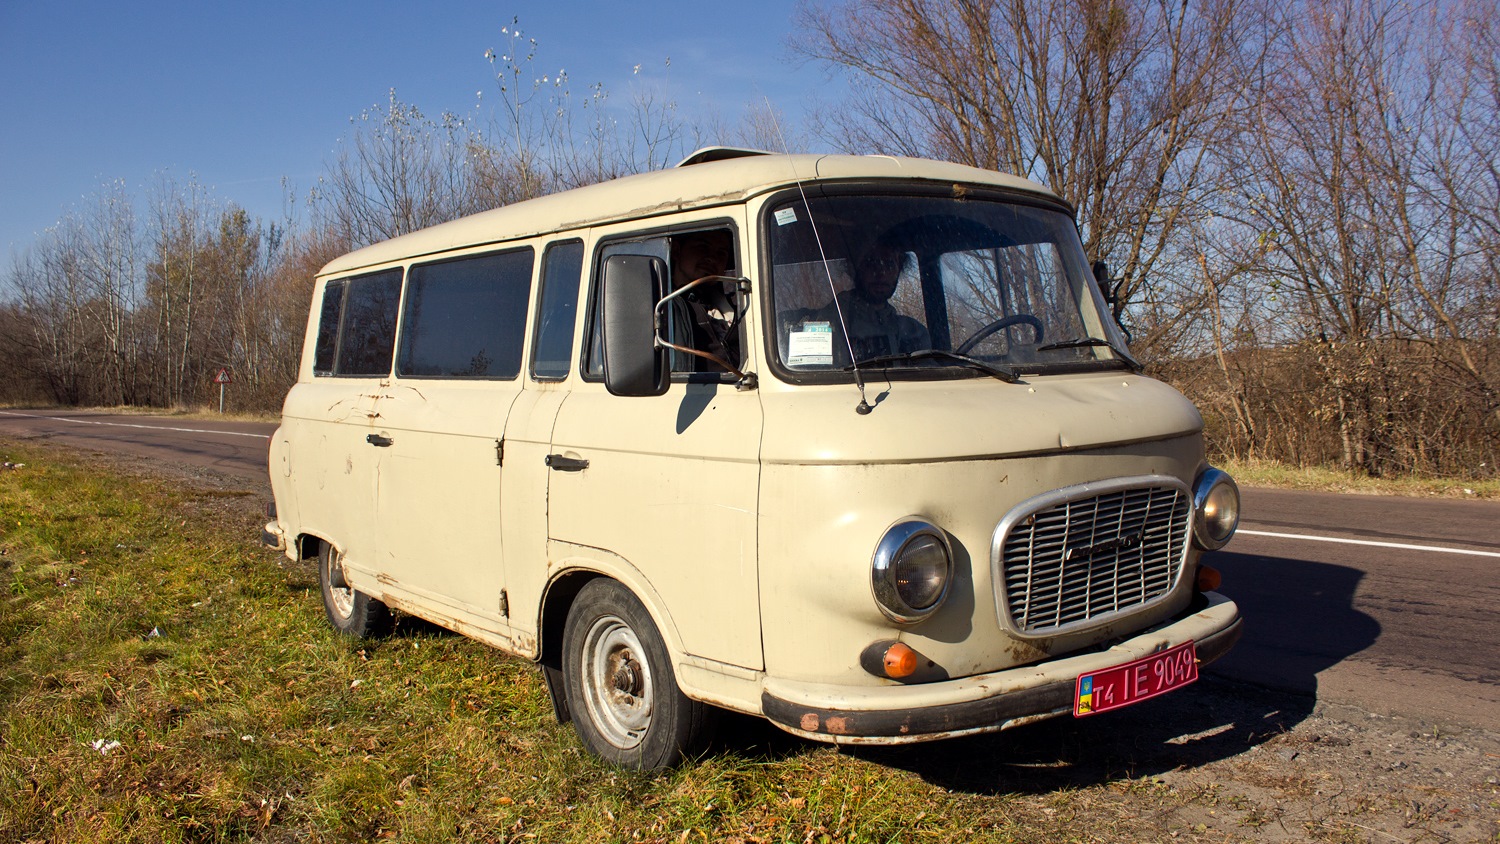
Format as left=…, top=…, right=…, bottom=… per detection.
left=1237, top=528, right=1500, bottom=559
left=0, top=410, right=270, bottom=440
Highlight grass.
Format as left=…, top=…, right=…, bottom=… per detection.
left=0, top=440, right=1191, bottom=843
left=1217, top=456, right=1500, bottom=499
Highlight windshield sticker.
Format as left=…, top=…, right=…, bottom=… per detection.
left=787, top=321, right=833, bottom=366
left=774, top=207, right=799, bottom=227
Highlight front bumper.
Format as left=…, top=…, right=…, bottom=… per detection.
left=761, top=591, right=1242, bottom=744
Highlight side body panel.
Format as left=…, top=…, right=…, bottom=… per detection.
left=278, top=379, right=387, bottom=577
left=368, top=381, right=519, bottom=644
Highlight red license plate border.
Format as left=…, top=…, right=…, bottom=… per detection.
left=1073, top=640, right=1198, bottom=717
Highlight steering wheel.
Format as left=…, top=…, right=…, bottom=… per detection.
left=954, top=314, right=1044, bottom=355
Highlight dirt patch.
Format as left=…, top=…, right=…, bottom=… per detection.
left=1147, top=692, right=1500, bottom=842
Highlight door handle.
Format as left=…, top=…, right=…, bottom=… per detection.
left=366, top=433, right=394, bottom=447
left=545, top=454, right=589, bottom=472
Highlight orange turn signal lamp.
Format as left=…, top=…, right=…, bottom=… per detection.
left=1196, top=564, right=1222, bottom=592
left=882, top=642, right=919, bottom=679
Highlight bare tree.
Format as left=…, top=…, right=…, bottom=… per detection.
left=316, top=90, right=493, bottom=249
left=5, top=181, right=144, bottom=405
left=793, top=0, right=1262, bottom=353
left=1212, top=0, right=1498, bottom=474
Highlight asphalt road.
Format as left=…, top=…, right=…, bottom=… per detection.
left=3, top=407, right=1497, bottom=732
left=0, top=408, right=275, bottom=484
left=1212, top=487, right=1500, bottom=730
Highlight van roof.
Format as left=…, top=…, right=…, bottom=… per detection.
left=320, top=153, right=1060, bottom=276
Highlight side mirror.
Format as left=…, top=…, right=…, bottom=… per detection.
left=601, top=254, right=670, bottom=397
left=1091, top=259, right=1134, bottom=344
left=1092, top=261, right=1117, bottom=309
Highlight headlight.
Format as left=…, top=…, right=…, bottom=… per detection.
left=1192, top=468, right=1240, bottom=550
left=871, top=519, right=953, bottom=623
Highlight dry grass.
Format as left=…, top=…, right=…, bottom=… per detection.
left=1219, top=456, right=1500, bottom=499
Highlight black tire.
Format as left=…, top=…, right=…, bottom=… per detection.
left=561, top=579, right=714, bottom=769
left=318, top=540, right=393, bottom=638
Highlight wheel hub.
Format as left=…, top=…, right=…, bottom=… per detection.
left=582, top=616, right=654, bottom=749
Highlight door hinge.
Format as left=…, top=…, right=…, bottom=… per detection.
left=499, top=589, right=510, bottom=618
left=494, top=438, right=505, bottom=466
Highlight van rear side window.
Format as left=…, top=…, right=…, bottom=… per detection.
left=312, top=270, right=403, bottom=377
left=312, top=279, right=345, bottom=375
left=398, top=248, right=535, bottom=379
left=337, top=270, right=403, bottom=376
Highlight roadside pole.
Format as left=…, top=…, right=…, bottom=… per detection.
left=213, top=368, right=233, bottom=413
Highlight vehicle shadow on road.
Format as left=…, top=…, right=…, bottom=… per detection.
left=846, top=677, right=1308, bottom=794
left=802, top=551, right=1379, bottom=794
left=1207, top=548, right=1382, bottom=698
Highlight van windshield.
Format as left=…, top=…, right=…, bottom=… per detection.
left=768, top=192, right=1132, bottom=379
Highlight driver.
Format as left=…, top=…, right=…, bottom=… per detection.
left=669, top=230, right=739, bottom=371
left=822, top=240, right=930, bottom=362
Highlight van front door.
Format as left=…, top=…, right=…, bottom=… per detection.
left=546, top=226, right=764, bottom=671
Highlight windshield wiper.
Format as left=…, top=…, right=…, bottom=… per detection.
left=1035, top=337, right=1144, bottom=372
left=844, top=349, right=1021, bottom=383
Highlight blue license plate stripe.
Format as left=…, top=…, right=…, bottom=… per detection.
left=1074, top=641, right=1197, bottom=717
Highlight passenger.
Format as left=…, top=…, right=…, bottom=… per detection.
left=669, top=230, right=739, bottom=371
left=822, top=241, right=930, bottom=363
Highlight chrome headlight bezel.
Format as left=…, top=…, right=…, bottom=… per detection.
left=871, top=518, right=953, bottom=624
left=1192, top=468, right=1240, bottom=550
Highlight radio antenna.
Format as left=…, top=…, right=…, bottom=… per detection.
left=765, top=99, right=873, bottom=415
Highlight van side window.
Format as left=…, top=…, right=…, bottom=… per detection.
left=313, top=269, right=403, bottom=377
left=584, top=227, right=740, bottom=379
left=312, top=279, right=346, bottom=375
left=397, top=248, right=535, bottom=379
left=531, top=240, right=584, bottom=380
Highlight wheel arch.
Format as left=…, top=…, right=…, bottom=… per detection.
left=293, top=532, right=324, bottom=561
left=534, top=552, right=688, bottom=722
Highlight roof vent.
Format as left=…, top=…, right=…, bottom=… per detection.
left=675, top=147, right=776, bottom=167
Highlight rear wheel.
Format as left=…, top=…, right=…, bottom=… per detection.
left=562, top=579, right=712, bottom=769
left=318, top=540, right=392, bottom=638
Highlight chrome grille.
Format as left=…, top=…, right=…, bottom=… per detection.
left=995, top=480, right=1190, bottom=635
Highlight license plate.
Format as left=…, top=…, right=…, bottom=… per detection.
left=1074, top=641, right=1198, bottom=717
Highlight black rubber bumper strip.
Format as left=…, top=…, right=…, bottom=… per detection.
left=762, top=616, right=1244, bottom=740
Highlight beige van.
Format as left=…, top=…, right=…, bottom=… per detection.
left=263, top=149, right=1243, bottom=769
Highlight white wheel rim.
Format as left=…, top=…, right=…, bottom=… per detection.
left=325, top=549, right=355, bottom=620
left=580, top=615, right=653, bottom=749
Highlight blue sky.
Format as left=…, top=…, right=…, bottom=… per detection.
left=0, top=1, right=842, bottom=257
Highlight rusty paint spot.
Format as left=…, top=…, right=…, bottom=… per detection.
left=1004, top=639, right=1052, bottom=665
left=799, top=713, right=820, bottom=732
left=824, top=716, right=853, bottom=735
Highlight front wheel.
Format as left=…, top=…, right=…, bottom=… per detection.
left=562, top=579, right=713, bottom=769
left=318, top=540, right=392, bottom=638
